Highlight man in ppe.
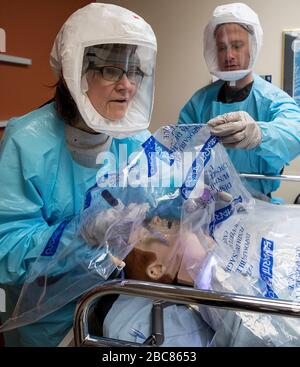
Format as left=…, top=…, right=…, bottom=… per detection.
left=0, top=3, right=156, bottom=346
left=179, top=2, right=300, bottom=198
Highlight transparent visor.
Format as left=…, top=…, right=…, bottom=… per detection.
left=205, top=23, right=256, bottom=82
left=214, top=23, right=253, bottom=72
left=80, top=43, right=156, bottom=129
left=82, top=43, right=155, bottom=88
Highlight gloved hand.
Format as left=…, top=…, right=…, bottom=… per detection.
left=80, top=202, right=149, bottom=246
left=80, top=206, right=122, bottom=246
left=207, top=111, right=262, bottom=149
left=184, top=185, right=233, bottom=213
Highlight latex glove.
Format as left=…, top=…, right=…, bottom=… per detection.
left=80, top=206, right=123, bottom=246
left=184, top=185, right=233, bottom=213
left=81, top=202, right=149, bottom=246
left=207, top=111, right=262, bottom=149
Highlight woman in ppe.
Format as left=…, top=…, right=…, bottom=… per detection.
left=179, top=2, right=300, bottom=198
left=0, top=3, right=156, bottom=347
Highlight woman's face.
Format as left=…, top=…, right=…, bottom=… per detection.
left=86, top=66, right=138, bottom=121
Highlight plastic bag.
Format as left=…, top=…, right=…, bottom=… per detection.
left=5, top=123, right=299, bottom=348
left=1, top=197, right=149, bottom=332
left=2, top=124, right=215, bottom=332
left=179, top=129, right=300, bottom=347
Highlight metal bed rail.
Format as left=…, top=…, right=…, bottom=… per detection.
left=239, top=173, right=300, bottom=182
left=73, top=279, right=300, bottom=347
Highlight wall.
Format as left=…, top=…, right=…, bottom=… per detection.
left=100, top=0, right=300, bottom=203
left=0, top=0, right=91, bottom=121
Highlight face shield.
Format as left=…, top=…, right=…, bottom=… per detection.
left=204, top=3, right=263, bottom=83
left=81, top=43, right=156, bottom=134
left=84, top=44, right=144, bottom=85
left=50, top=3, right=157, bottom=138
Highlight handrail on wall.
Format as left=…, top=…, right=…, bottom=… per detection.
left=0, top=53, right=32, bottom=65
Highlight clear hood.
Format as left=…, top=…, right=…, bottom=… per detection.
left=50, top=3, right=157, bottom=138
left=203, top=3, right=263, bottom=82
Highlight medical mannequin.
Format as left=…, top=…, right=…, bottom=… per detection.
left=102, top=215, right=214, bottom=347
left=125, top=216, right=208, bottom=286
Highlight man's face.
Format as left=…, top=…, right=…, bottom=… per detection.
left=215, top=23, right=250, bottom=71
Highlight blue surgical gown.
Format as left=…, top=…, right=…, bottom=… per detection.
left=103, top=295, right=214, bottom=347
left=0, top=102, right=150, bottom=346
left=179, top=74, right=300, bottom=195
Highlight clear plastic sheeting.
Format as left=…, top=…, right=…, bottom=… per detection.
left=0, top=200, right=149, bottom=332
left=0, top=124, right=219, bottom=334
left=192, top=201, right=300, bottom=346
left=2, top=124, right=300, bottom=347
left=180, top=136, right=300, bottom=346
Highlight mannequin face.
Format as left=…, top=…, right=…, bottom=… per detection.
left=215, top=23, right=250, bottom=72
left=140, top=237, right=180, bottom=281
left=125, top=216, right=210, bottom=285
left=124, top=243, right=179, bottom=283
left=125, top=217, right=181, bottom=283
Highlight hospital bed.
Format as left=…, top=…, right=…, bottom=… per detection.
left=73, top=279, right=300, bottom=347
left=70, top=173, right=300, bottom=347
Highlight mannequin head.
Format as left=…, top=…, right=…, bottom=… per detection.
left=125, top=216, right=208, bottom=285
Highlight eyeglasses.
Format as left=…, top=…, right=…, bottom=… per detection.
left=91, top=66, right=145, bottom=85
